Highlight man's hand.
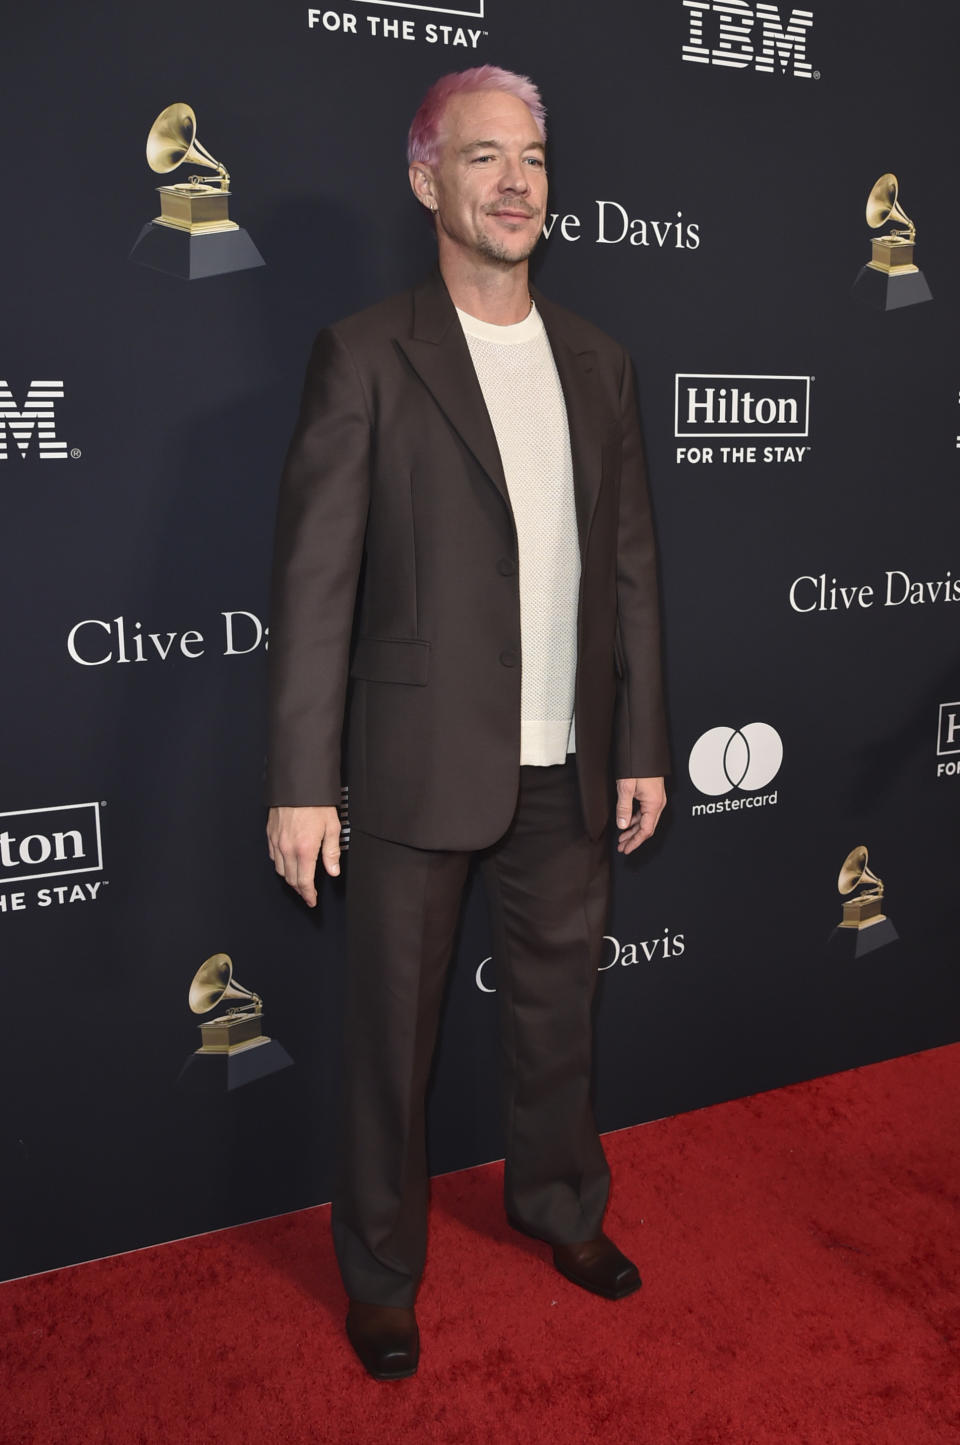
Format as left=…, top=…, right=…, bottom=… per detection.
left=614, top=777, right=666, bottom=854
left=266, top=804, right=341, bottom=908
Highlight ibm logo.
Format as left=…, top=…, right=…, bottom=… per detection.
left=0, top=379, right=67, bottom=460
left=0, top=802, right=103, bottom=885
left=682, top=1, right=815, bottom=78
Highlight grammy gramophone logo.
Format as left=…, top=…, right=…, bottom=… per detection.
left=852, top=173, right=932, bottom=311
left=177, top=952, right=292, bottom=1091
left=129, top=103, right=265, bottom=280
left=827, top=846, right=899, bottom=959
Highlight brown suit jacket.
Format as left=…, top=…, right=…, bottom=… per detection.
left=265, top=270, right=669, bottom=850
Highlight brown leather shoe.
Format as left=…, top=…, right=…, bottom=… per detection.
left=552, top=1234, right=642, bottom=1300
left=345, top=1301, right=419, bottom=1380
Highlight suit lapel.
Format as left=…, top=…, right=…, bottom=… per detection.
left=533, top=287, right=605, bottom=555
left=395, top=273, right=606, bottom=554
left=395, top=273, right=511, bottom=512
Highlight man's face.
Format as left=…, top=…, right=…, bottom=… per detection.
left=420, top=89, right=547, bottom=268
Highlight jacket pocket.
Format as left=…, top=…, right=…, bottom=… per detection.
left=350, top=636, right=430, bottom=686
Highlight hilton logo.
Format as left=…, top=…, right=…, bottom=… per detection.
left=681, top=1, right=815, bottom=78
left=936, top=702, right=960, bottom=777
left=356, top=0, right=483, bottom=12
left=307, top=1, right=487, bottom=45
left=0, top=802, right=105, bottom=914
left=0, top=380, right=68, bottom=460
left=675, top=374, right=811, bottom=465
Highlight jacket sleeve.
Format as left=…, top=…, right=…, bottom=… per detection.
left=613, top=349, right=671, bottom=780
left=264, top=327, right=372, bottom=805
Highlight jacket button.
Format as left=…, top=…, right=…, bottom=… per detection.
left=499, top=649, right=518, bottom=668
left=497, top=557, right=516, bottom=576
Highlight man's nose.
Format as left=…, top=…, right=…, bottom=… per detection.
left=499, top=159, right=530, bottom=193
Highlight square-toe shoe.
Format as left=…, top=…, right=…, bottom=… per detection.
left=345, top=1301, right=420, bottom=1380
left=552, top=1234, right=642, bottom=1300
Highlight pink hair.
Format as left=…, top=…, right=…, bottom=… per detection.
left=407, top=66, right=547, bottom=166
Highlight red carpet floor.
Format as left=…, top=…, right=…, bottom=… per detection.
left=3, top=1044, right=959, bottom=1445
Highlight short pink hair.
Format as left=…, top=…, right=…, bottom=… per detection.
left=407, top=66, right=547, bottom=166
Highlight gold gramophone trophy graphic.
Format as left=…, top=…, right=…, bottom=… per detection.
left=129, top=103, right=265, bottom=280
left=852, top=173, right=932, bottom=311
left=827, top=846, right=899, bottom=959
left=177, top=953, right=293, bottom=1090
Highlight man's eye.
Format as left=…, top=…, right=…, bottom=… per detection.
left=472, top=154, right=494, bottom=164
left=524, top=157, right=545, bottom=167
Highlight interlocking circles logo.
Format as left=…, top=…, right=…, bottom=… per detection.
left=688, top=723, right=782, bottom=816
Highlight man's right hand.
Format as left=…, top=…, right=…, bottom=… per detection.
left=266, top=805, right=341, bottom=908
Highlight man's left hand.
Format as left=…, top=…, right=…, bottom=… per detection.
left=614, top=776, right=666, bottom=854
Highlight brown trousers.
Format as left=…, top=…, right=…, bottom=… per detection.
left=331, top=758, right=611, bottom=1307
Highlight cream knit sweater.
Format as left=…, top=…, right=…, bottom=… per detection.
left=457, top=303, right=579, bottom=765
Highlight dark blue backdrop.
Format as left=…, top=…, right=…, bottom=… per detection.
left=3, top=0, right=958, bottom=1281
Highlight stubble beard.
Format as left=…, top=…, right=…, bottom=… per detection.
left=473, top=228, right=541, bottom=267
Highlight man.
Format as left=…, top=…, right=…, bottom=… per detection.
left=265, top=66, right=669, bottom=1381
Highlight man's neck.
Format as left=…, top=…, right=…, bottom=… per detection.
left=439, top=253, right=532, bottom=326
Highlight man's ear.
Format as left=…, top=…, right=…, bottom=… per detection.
left=408, top=163, right=437, bottom=212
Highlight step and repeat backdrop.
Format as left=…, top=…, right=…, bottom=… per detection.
left=3, top=1, right=958, bottom=1281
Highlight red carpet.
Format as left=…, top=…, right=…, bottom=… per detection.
left=3, top=1044, right=959, bottom=1444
